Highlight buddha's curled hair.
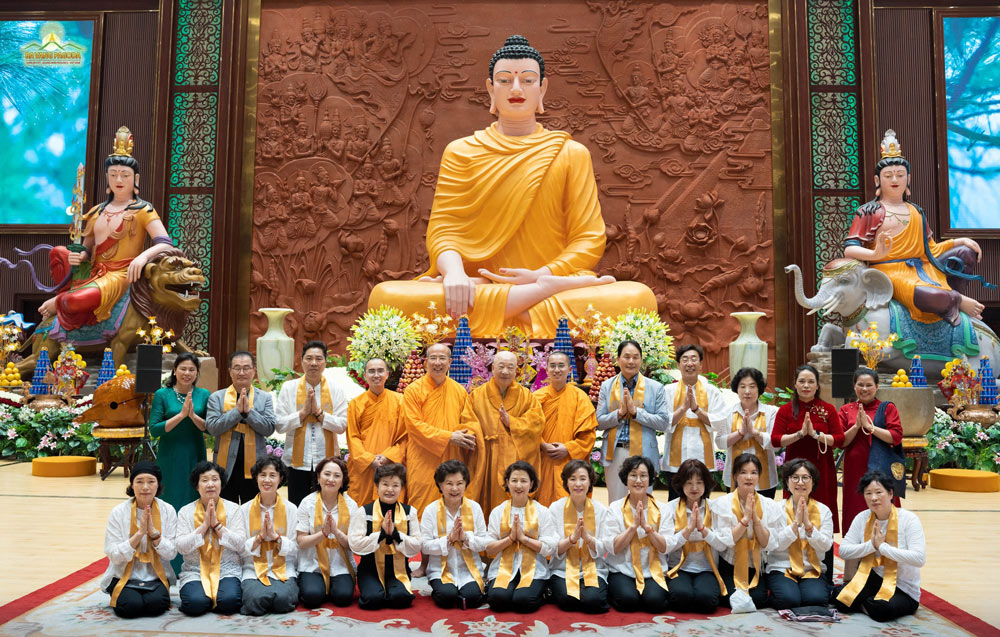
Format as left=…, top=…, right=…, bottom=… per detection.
left=488, top=35, right=545, bottom=80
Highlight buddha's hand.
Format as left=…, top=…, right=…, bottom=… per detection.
left=478, top=267, right=545, bottom=285
left=871, top=234, right=893, bottom=261
left=442, top=270, right=476, bottom=317
left=67, top=250, right=88, bottom=266
left=955, top=237, right=982, bottom=262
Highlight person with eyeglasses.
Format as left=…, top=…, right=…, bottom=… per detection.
left=206, top=351, right=277, bottom=503
left=762, top=459, right=833, bottom=610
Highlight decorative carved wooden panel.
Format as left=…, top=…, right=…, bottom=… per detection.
left=250, top=1, right=776, bottom=378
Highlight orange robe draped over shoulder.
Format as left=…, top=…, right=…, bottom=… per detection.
left=470, top=378, right=545, bottom=512
left=402, top=375, right=485, bottom=515
left=368, top=123, right=656, bottom=337
left=532, top=384, right=598, bottom=506
left=346, top=389, right=407, bottom=506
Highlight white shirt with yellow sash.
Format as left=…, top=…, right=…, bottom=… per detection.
left=708, top=492, right=782, bottom=567
left=661, top=498, right=728, bottom=574
left=275, top=372, right=350, bottom=470
left=547, top=497, right=613, bottom=582
left=239, top=498, right=299, bottom=581
left=175, top=498, right=247, bottom=590
left=420, top=498, right=490, bottom=588
left=485, top=501, right=558, bottom=582
left=601, top=497, right=671, bottom=579
left=764, top=497, right=833, bottom=576
left=347, top=501, right=423, bottom=558
left=661, top=376, right=729, bottom=472
left=713, top=402, right=778, bottom=490
left=100, top=497, right=178, bottom=592
left=294, top=491, right=358, bottom=576
left=839, top=508, right=925, bottom=602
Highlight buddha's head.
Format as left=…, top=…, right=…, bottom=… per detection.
left=104, top=126, right=140, bottom=204
left=487, top=35, right=548, bottom=120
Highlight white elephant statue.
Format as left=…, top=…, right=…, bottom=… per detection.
left=785, top=259, right=1000, bottom=380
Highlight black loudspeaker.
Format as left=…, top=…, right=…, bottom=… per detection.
left=135, top=344, right=164, bottom=394
left=830, top=347, right=859, bottom=399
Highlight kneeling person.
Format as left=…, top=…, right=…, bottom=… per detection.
left=239, top=456, right=299, bottom=615
left=296, top=457, right=357, bottom=608
left=349, top=463, right=422, bottom=610
left=421, top=459, right=489, bottom=609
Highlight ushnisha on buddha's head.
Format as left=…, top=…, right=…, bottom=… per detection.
left=486, top=35, right=548, bottom=134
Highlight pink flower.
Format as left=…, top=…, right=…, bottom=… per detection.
left=5, top=428, right=16, bottom=440
left=715, top=458, right=725, bottom=471
left=266, top=444, right=274, bottom=454
left=775, top=451, right=786, bottom=467
left=62, top=430, right=74, bottom=439
left=976, top=431, right=989, bottom=441
left=591, top=451, right=602, bottom=462
left=274, top=447, right=283, bottom=458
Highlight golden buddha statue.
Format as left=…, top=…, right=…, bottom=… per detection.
left=368, top=35, right=656, bottom=337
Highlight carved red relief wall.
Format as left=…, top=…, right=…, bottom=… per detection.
left=250, top=1, right=775, bottom=378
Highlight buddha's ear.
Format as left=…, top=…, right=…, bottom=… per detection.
left=538, top=77, right=548, bottom=114
left=486, top=78, right=496, bottom=115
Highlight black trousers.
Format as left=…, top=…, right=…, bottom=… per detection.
left=718, top=559, right=768, bottom=609
left=766, top=570, right=831, bottom=610
left=298, top=572, right=355, bottom=608
left=429, top=578, right=487, bottom=610
left=357, top=558, right=414, bottom=610
left=667, top=570, right=720, bottom=614
left=832, top=575, right=919, bottom=623
left=607, top=572, right=669, bottom=613
left=179, top=577, right=242, bottom=616
left=105, top=578, right=170, bottom=619
left=487, top=573, right=548, bottom=613
left=286, top=468, right=317, bottom=506
left=548, top=576, right=609, bottom=614
left=221, top=441, right=259, bottom=504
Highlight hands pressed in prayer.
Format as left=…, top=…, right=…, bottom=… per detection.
left=872, top=519, right=885, bottom=550
left=449, top=514, right=464, bottom=544
left=499, top=404, right=510, bottom=428
left=742, top=493, right=754, bottom=527
left=381, top=508, right=395, bottom=538
left=237, top=388, right=250, bottom=415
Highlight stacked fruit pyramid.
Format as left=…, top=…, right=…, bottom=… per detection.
left=588, top=352, right=616, bottom=401
left=397, top=350, right=425, bottom=392
left=890, top=369, right=913, bottom=388
left=0, top=362, right=22, bottom=388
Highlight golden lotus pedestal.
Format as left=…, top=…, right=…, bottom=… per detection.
left=92, top=426, right=148, bottom=479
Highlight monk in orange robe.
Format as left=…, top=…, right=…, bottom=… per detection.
left=469, top=350, right=545, bottom=512
left=532, top=351, right=597, bottom=506
left=403, top=343, right=485, bottom=516
left=346, top=358, right=407, bottom=506
left=368, top=35, right=656, bottom=337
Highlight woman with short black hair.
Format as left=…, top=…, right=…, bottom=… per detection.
left=763, top=459, right=833, bottom=609
left=100, top=462, right=177, bottom=618
left=833, top=471, right=925, bottom=622
left=714, top=367, right=779, bottom=498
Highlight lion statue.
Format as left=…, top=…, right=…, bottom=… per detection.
left=16, top=247, right=208, bottom=374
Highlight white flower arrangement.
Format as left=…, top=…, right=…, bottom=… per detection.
left=346, top=306, right=421, bottom=373
left=598, top=308, right=675, bottom=373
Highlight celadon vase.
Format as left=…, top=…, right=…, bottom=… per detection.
left=729, top=311, right=767, bottom=376
left=256, top=308, right=294, bottom=381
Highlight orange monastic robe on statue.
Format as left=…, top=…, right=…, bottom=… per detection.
left=346, top=389, right=407, bottom=507
left=532, top=384, right=598, bottom=506
left=470, top=378, right=545, bottom=512
left=402, top=375, right=486, bottom=515
left=368, top=123, right=656, bottom=337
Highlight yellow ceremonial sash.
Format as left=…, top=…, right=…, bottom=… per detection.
left=110, top=499, right=168, bottom=607
left=785, top=497, right=822, bottom=581
left=731, top=492, right=763, bottom=591
left=622, top=498, right=667, bottom=593
left=495, top=499, right=540, bottom=589
left=293, top=377, right=337, bottom=467
left=314, top=493, right=355, bottom=592
left=194, top=499, right=227, bottom=604
left=606, top=374, right=645, bottom=462
left=666, top=501, right=726, bottom=596
left=372, top=501, right=412, bottom=593
left=670, top=381, right=713, bottom=467
left=837, top=508, right=899, bottom=605
left=730, top=411, right=771, bottom=490
left=563, top=498, right=599, bottom=599
left=218, top=386, right=257, bottom=479
left=436, top=497, right=485, bottom=592
left=249, top=495, right=288, bottom=586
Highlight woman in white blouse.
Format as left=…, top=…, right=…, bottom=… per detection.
left=603, top=455, right=670, bottom=613
left=296, top=456, right=357, bottom=608
left=238, top=456, right=299, bottom=615
left=420, top=459, right=489, bottom=610
left=548, top=459, right=612, bottom=613
left=834, top=470, right=926, bottom=622
left=713, top=367, right=778, bottom=499
left=485, top=461, right=557, bottom=613
left=101, top=461, right=177, bottom=618
left=763, top=459, right=833, bottom=609
left=348, top=462, right=422, bottom=610
left=176, top=461, right=247, bottom=616
left=709, top=452, right=783, bottom=612
left=663, top=459, right=727, bottom=613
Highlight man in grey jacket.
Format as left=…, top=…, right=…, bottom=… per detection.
left=206, top=350, right=276, bottom=503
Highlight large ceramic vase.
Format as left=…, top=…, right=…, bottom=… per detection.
left=729, top=311, right=767, bottom=376
left=256, top=308, right=294, bottom=381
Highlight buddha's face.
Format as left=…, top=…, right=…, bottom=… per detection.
left=107, top=165, right=137, bottom=198
left=487, top=57, right=547, bottom=119
left=876, top=165, right=909, bottom=198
